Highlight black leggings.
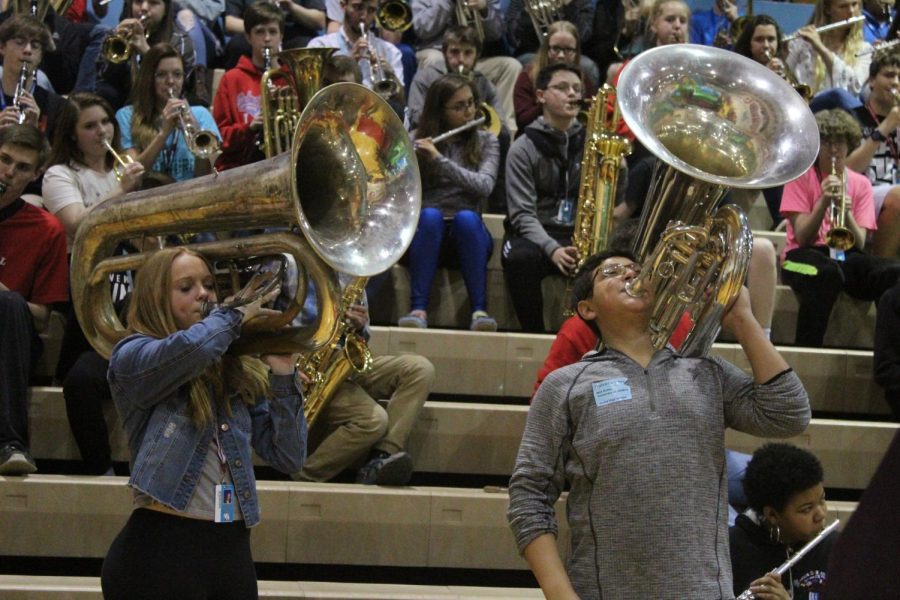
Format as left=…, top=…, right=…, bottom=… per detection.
left=102, top=509, right=257, bottom=600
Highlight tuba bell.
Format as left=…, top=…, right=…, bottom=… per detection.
left=260, top=47, right=335, bottom=158
left=71, top=83, right=422, bottom=359
left=616, top=44, right=819, bottom=355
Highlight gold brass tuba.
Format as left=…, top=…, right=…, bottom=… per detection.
left=524, top=0, right=563, bottom=40
left=260, top=47, right=336, bottom=158
left=70, top=82, right=422, bottom=359
left=616, top=44, right=819, bottom=355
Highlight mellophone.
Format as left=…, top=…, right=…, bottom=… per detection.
left=735, top=520, right=840, bottom=600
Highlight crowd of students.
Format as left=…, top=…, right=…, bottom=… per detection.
left=2, top=0, right=900, bottom=593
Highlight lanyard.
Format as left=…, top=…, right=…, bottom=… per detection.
left=864, top=102, right=899, bottom=164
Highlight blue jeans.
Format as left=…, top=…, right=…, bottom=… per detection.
left=407, top=208, right=492, bottom=312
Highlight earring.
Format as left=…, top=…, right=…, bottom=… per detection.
left=768, top=523, right=781, bottom=545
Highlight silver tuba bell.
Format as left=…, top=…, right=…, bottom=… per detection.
left=616, top=44, right=819, bottom=355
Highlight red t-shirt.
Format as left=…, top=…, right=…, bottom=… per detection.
left=0, top=199, right=69, bottom=305
left=780, top=165, right=877, bottom=260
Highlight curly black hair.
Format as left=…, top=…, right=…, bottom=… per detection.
left=742, top=443, right=824, bottom=514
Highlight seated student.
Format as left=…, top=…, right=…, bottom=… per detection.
left=407, top=26, right=502, bottom=131
left=307, top=0, right=403, bottom=97
left=875, top=281, right=900, bottom=418
left=785, top=0, right=872, bottom=99
left=292, top=277, right=434, bottom=485
left=117, top=43, right=220, bottom=182
left=780, top=108, right=900, bottom=347
left=583, top=0, right=650, bottom=83
left=171, top=0, right=226, bottom=68
left=411, top=0, right=522, bottom=133
left=0, top=16, right=65, bottom=138
left=0, top=125, right=68, bottom=475
left=504, top=0, right=597, bottom=82
left=862, top=0, right=893, bottom=43
left=503, top=63, right=585, bottom=333
left=95, top=0, right=198, bottom=111
left=730, top=443, right=838, bottom=599
left=845, top=48, right=900, bottom=257
left=513, top=20, right=596, bottom=134
left=399, top=74, right=500, bottom=331
left=690, top=0, right=740, bottom=47
left=222, top=0, right=325, bottom=70
left=213, top=1, right=283, bottom=171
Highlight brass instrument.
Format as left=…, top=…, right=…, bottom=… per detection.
left=361, top=23, right=400, bottom=99
left=13, top=0, right=74, bottom=20
left=736, top=520, right=840, bottom=600
left=429, top=102, right=501, bottom=143
left=296, top=276, right=373, bottom=429
left=70, top=82, right=422, bottom=361
left=101, top=13, right=150, bottom=64
left=259, top=47, right=335, bottom=158
left=567, top=85, right=632, bottom=303
left=12, top=62, right=31, bottom=125
left=101, top=137, right=135, bottom=182
left=376, top=0, right=412, bottom=32
left=782, top=15, right=865, bottom=42
left=616, top=44, right=818, bottom=355
left=168, top=87, right=222, bottom=165
left=263, top=46, right=272, bottom=70
left=455, top=0, right=484, bottom=44
left=524, top=0, right=563, bottom=40
left=762, top=48, right=812, bottom=102
left=825, top=156, right=855, bottom=250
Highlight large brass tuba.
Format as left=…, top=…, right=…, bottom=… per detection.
left=616, top=44, right=819, bottom=355
left=260, top=47, right=336, bottom=158
left=71, top=82, right=421, bottom=359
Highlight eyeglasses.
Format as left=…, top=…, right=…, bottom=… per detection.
left=10, top=37, right=43, bottom=51
left=347, top=2, right=377, bottom=13
left=444, top=97, right=476, bottom=112
left=154, top=70, right=185, bottom=81
left=548, top=45, right=577, bottom=55
left=547, top=82, right=583, bottom=95
left=594, top=262, right=642, bottom=281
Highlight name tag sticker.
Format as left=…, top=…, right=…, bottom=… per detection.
left=592, top=378, right=632, bottom=407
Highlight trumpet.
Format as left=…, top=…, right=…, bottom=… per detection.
left=12, top=62, right=31, bottom=125
left=736, top=520, right=839, bottom=599
left=762, top=49, right=812, bottom=101
left=101, top=13, right=150, bottom=64
left=360, top=23, right=400, bottom=99
left=102, top=137, right=135, bottom=182
left=826, top=156, right=855, bottom=250
left=455, top=0, right=484, bottom=44
left=857, top=37, right=900, bottom=56
left=428, top=103, right=501, bottom=144
left=168, top=88, right=222, bottom=163
left=782, top=15, right=865, bottom=42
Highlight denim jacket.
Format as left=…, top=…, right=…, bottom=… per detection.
left=108, top=308, right=307, bottom=527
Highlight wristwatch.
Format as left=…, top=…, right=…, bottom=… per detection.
left=871, top=129, right=887, bottom=143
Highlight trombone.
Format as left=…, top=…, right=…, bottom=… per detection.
left=12, top=62, right=31, bottom=125
left=102, top=137, right=136, bottom=182
left=360, top=23, right=400, bottom=99
left=825, top=156, right=855, bottom=250
left=455, top=0, right=484, bottom=44
left=101, top=13, right=150, bottom=64
left=168, top=87, right=222, bottom=164
left=782, top=15, right=864, bottom=42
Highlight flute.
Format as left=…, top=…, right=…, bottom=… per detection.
left=783, top=15, right=864, bottom=42
left=857, top=37, right=900, bottom=56
left=735, top=520, right=840, bottom=600
left=430, top=115, right=487, bottom=144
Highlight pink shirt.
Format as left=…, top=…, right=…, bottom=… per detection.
left=780, top=166, right=878, bottom=260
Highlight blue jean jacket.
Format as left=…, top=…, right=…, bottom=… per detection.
left=108, top=309, right=306, bottom=527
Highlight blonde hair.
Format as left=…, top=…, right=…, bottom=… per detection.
left=528, top=21, right=582, bottom=82
left=648, top=0, right=691, bottom=46
left=808, top=0, right=865, bottom=89
left=127, top=247, right=270, bottom=426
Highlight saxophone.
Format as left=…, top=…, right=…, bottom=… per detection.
left=564, top=84, right=632, bottom=313
left=296, top=276, right=374, bottom=429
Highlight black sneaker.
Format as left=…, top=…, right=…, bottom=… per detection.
left=0, top=445, right=37, bottom=475
left=355, top=450, right=413, bottom=486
